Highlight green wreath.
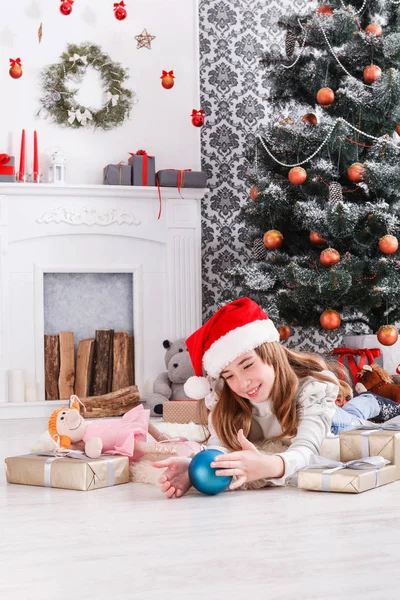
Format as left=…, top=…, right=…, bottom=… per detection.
left=39, top=42, right=135, bottom=130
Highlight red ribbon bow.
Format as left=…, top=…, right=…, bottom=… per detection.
left=191, top=109, right=204, bottom=116
left=9, top=58, right=22, bottom=67
left=0, top=154, right=11, bottom=165
left=332, top=347, right=381, bottom=384
left=161, top=70, right=174, bottom=78
left=132, top=150, right=147, bottom=156
left=114, top=1, right=125, bottom=8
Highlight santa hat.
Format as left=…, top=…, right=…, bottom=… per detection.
left=184, top=297, right=280, bottom=399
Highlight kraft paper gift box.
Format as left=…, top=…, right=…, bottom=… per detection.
left=0, top=154, right=16, bottom=182
left=297, top=456, right=398, bottom=494
left=103, top=162, right=132, bottom=185
left=339, top=423, right=400, bottom=474
left=163, top=400, right=203, bottom=424
left=5, top=452, right=130, bottom=491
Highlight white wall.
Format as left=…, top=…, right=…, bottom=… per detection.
left=0, top=0, right=201, bottom=184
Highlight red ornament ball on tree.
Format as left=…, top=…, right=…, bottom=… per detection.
left=365, top=24, right=383, bottom=37
left=288, top=167, right=307, bottom=185
left=9, top=58, right=22, bottom=79
left=310, top=232, right=325, bottom=246
left=396, top=124, right=400, bottom=136
left=161, top=70, right=175, bottom=89
left=347, top=162, right=365, bottom=183
left=320, top=248, right=340, bottom=267
left=277, top=325, right=291, bottom=341
left=377, top=325, right=399, bottom=346
left=379, top=235, right=398, bottom=254
left=316, top=87, right=335, bottom=107
left=114, top=2, right=127, bottom=21
left=263, top=230, right=283, bottom=250
left=317, top=5, right=333, bottom=16
left=59, top=0, right=73, bottom=16
left=302, top=113, right=318, bottom=126
left=320, top=310, right=341, bottom=330
left=363, top=65, right=382, bottom=84
left=249, top=186, right=259, bottom=200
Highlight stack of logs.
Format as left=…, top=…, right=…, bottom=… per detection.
left=44, top=330, right=139, bottom=417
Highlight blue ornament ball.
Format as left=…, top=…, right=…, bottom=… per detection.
left=188, top=449, right=232, bottom=496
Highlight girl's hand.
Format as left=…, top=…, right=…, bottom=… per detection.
left=152, top=456, right=192, bottom=499
left=211, top=429, right=285, bottom=490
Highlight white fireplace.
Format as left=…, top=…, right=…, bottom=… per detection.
left=0, top=183, right=205, bottom=418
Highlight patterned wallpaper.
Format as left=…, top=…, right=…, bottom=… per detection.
left=198, top=0, right=363, bottom=351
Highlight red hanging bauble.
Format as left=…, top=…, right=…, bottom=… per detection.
left=191, top=109, right=205, bottom=127
left=161, top=70, right=175, bottom=89
left=59, top=0, right=74, bottom=16
left=277, top=325, right=291, bottom=341
left=320, top=310, right=341, bottom=330
left=320, top=248, right=340, bottom=267
left=249, top=186, right=259, bottom=200
left=310, top=232, right=325, bottom=246
left=288, top=166, right=307, bottom=185
left=114, top=2, right=127, bottom=21
left=377, top=325, right=399, bottom=346
left=9, top=58, right=23, bottom=79
left=363, top=64, right=382, bottom=84
left=316, top=87, right=335, bottom=107
left=263, top=230, right=283, bottom=250
left=347, top=162, right=365, bottom=183
left=379, top=234, right=398, bottom=255
left=365, top=24, right=383, bottom=37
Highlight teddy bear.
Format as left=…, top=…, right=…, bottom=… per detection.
left=146, top=338, right=195, bottom=416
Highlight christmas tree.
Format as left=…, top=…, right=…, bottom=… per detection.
left=229, top=0, right=400, bottom=346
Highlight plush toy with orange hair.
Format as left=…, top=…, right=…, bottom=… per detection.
left=48, top=396, right=199, bottom=460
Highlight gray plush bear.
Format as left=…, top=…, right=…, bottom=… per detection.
left=146, top=338, right=195, bottom=416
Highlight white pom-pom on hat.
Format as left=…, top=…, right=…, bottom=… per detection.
left=184, top=376, right=210, bottom=400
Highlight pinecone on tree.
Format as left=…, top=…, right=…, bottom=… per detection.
left=253, top=238, right=266, bottom=261
left=285, top=31, right=297, bottom=58
left=328, top=182, right=343, bottom=203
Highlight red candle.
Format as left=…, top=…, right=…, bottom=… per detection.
left=18, top=129, right=25, bottom=181
left=33, top=130, right=38, bottom=182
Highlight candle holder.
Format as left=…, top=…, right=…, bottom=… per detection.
left=16, top=171, right=27, bottom=183
left=27, top=172, right=43, bottom=183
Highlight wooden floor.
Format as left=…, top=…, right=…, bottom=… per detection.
left=1, top=418, right=400, bottom=599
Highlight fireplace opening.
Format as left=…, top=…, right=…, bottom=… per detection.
left=43, top=273, right=134, bottom=401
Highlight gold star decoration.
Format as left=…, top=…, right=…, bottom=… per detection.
left=134, top=28, right=156, bottom=50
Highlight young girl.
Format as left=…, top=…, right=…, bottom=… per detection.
left=153, top=297, right=400, bottom=498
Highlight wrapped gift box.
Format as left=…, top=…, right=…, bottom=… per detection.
left=297, top=456, right=397, bottom=493
left=156, top=169, right=207, bottom=188
left=0, top=154, right=16, bottom=182
left=5, top=452, right=130, bottom=491
left=340, top=425, right=400, bottom=473
left=103, top=163, right=132, bottom=185
left=128, top=151, right=156, bottom=186
left=163, top=400, right=203, bottom=424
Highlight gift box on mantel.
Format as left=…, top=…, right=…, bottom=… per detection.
left=297, top=455, right=398, bottom=494
left=0, top=154, right=16, bottom=182
left=5, top=452, right=130, bottom=491
left=163, top=400, right=203, bottom=424
left=340, top=423, right=400, bottom=475
left=156, top=169, right=207, bottom=189
left=128, top=150, right=156, bottom=186
left=103, top=162, right=132, bottom=185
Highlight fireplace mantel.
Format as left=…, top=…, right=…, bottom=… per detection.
left=0, top=183, right=206, bottom=418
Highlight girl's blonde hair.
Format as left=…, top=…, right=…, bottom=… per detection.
left=199, top=342, right=350, bottom=451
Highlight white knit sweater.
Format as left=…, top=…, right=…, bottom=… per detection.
left=206, top=370, right=339, bottom=485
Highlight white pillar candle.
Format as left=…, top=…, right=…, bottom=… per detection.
left=25, top=381, right=38, bottom=403
left=8, top=369, right=25, bottom=403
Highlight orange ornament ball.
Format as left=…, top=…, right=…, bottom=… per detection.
left=320, top=248, right=340, bottom=267
left=317, top=5, right=333, bottom=16
left=363, top=64, right=382, bottom=84
left=263, top=229, right=283, bottom=250
left=377, top=325, right=399, bottom=346
left=316, top=87, right=335, bottom=107
left=249, top=186, right=259, bottom=200
left=396, top=124, right=400, bottom=136
left=347, top=162, right=365, bottom=183
left=288, top=167, right=307, bottom=185
left=278, top=325, right=291, bottom=341
left=365, top=23, right=383, bottom=37
left=302, top=113, right=318, bottom=126
left=320, top=309, right=341, bottom=330
left=310, top=232, right=325, bottom=246
left=379, top=234, right=398, bottom=255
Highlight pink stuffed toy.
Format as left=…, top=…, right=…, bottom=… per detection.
left=48, top=395, right=200, bottom=460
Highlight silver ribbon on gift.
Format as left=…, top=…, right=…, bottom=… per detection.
left=353, top=421, right=400, bottom=458
left=36, top=452, right=116, bottom=488
left=306, top=454, right=390, bottom=492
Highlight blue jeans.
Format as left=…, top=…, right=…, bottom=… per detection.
left=331, top=393, right=380, bottom=435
